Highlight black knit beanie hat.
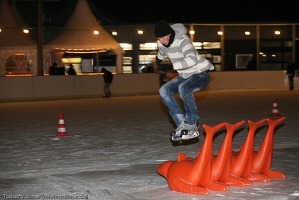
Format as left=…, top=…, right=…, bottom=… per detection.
left=154, top=20, right=174, bottom=38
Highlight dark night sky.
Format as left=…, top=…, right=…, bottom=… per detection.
left=13, top=0, right=298, bottom=25
left=92, top=0, right=298, bottom=24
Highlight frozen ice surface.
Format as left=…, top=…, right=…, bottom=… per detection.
left=0, top=90, right=298, bottom=200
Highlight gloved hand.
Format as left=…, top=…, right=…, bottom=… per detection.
left=156, top=56, right=162, bottom=64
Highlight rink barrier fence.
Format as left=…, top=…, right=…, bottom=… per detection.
left=0, top=71, right=296, bottom=102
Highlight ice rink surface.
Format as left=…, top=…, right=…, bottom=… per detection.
left=0, top=89, right=299, bottom=200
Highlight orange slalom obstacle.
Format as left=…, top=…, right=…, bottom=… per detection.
left=157, top=122, right=226, bottom=195
left=247, top=117, right=286, bottom=182
left=56, top=113, right=67, bottom=137
left=208, top=120, right=246, bottom=190
left=228, top=118, right=267, bottom=186
left=270, top=98, right=281, bottom=117
left=157, top=117, right=286, bottom=195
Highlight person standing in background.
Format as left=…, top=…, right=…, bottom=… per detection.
left=57, top=64, right=65, bottom=75
left=67, top=64, right=76, bottom=75
left=100, top=68, right=113, bottom=98
left=286, top=60, right=298, bottom=90
left=49, top=62, right=59, bottom=75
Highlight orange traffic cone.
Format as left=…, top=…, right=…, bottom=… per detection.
left=270, top=98, right=281, bottom=117
left=56, top=113, right=67, bottom=137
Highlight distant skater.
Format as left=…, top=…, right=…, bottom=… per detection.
left=285, top=60, right=298, bottom=90
left=100, top=68, right=113, bottom=98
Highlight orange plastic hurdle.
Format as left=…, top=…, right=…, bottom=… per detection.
left=229, top=118, right=267, bottom=186
left=208, top=120, right=245, bottom=190
left=157, top=117, right=286, bottom=195
left=248, top=117, right=286, bottom=182
left=157, top=123, right=226, bottom=195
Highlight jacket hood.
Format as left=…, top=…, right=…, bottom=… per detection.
left=170, top=23, right=187, bottom=40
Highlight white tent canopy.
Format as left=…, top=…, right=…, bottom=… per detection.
left=44, top=0, right=122, bottom=73
left=0, top=0, right=37, bottom=76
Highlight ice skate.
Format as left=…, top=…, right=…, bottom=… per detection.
left=181, top=122, right=200, bottom=140
left=171, top=122, right=187, bottom=141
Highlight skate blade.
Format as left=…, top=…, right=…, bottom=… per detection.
left=182, top=131, right=200, bottom=140
left=171, top=135, right=182, bottom=141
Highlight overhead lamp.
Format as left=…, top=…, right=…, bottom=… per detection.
left=23, top=29, right=29, bottom=33
left=93, top=30, right=99, bottom=35
left=189, top=30, right=195, bottom=35
left=112, top=31, right=117, bottom=35
left=137, top=30, right=143, bottom=34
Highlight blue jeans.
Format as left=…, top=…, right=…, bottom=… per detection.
left=159, top=71, right=210, bottom=126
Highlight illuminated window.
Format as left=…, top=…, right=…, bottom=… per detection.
left=139, top=43, right=157, bottom=50
left=120, top=43, right=132, bottom=50
left=5, top=54, right=32, bottom=75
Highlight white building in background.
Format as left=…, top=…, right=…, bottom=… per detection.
left=103, top=23, right=299, bottom=73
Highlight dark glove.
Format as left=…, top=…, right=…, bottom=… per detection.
left=156, top=56, right=162, bottom=64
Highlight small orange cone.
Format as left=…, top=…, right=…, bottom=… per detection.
left=56, top=113, right=67, bottom=137
left=270, top=98, right=281, bottom=117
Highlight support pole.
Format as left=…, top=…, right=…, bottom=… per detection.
left=37, top=0, right=43, bottom=75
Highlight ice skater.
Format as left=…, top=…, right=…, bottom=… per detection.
left=100, top=68, right=113, bottom=98
left=285, top=60, right=298, bottom=90
left=153, top=20, right=215, bottom=141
